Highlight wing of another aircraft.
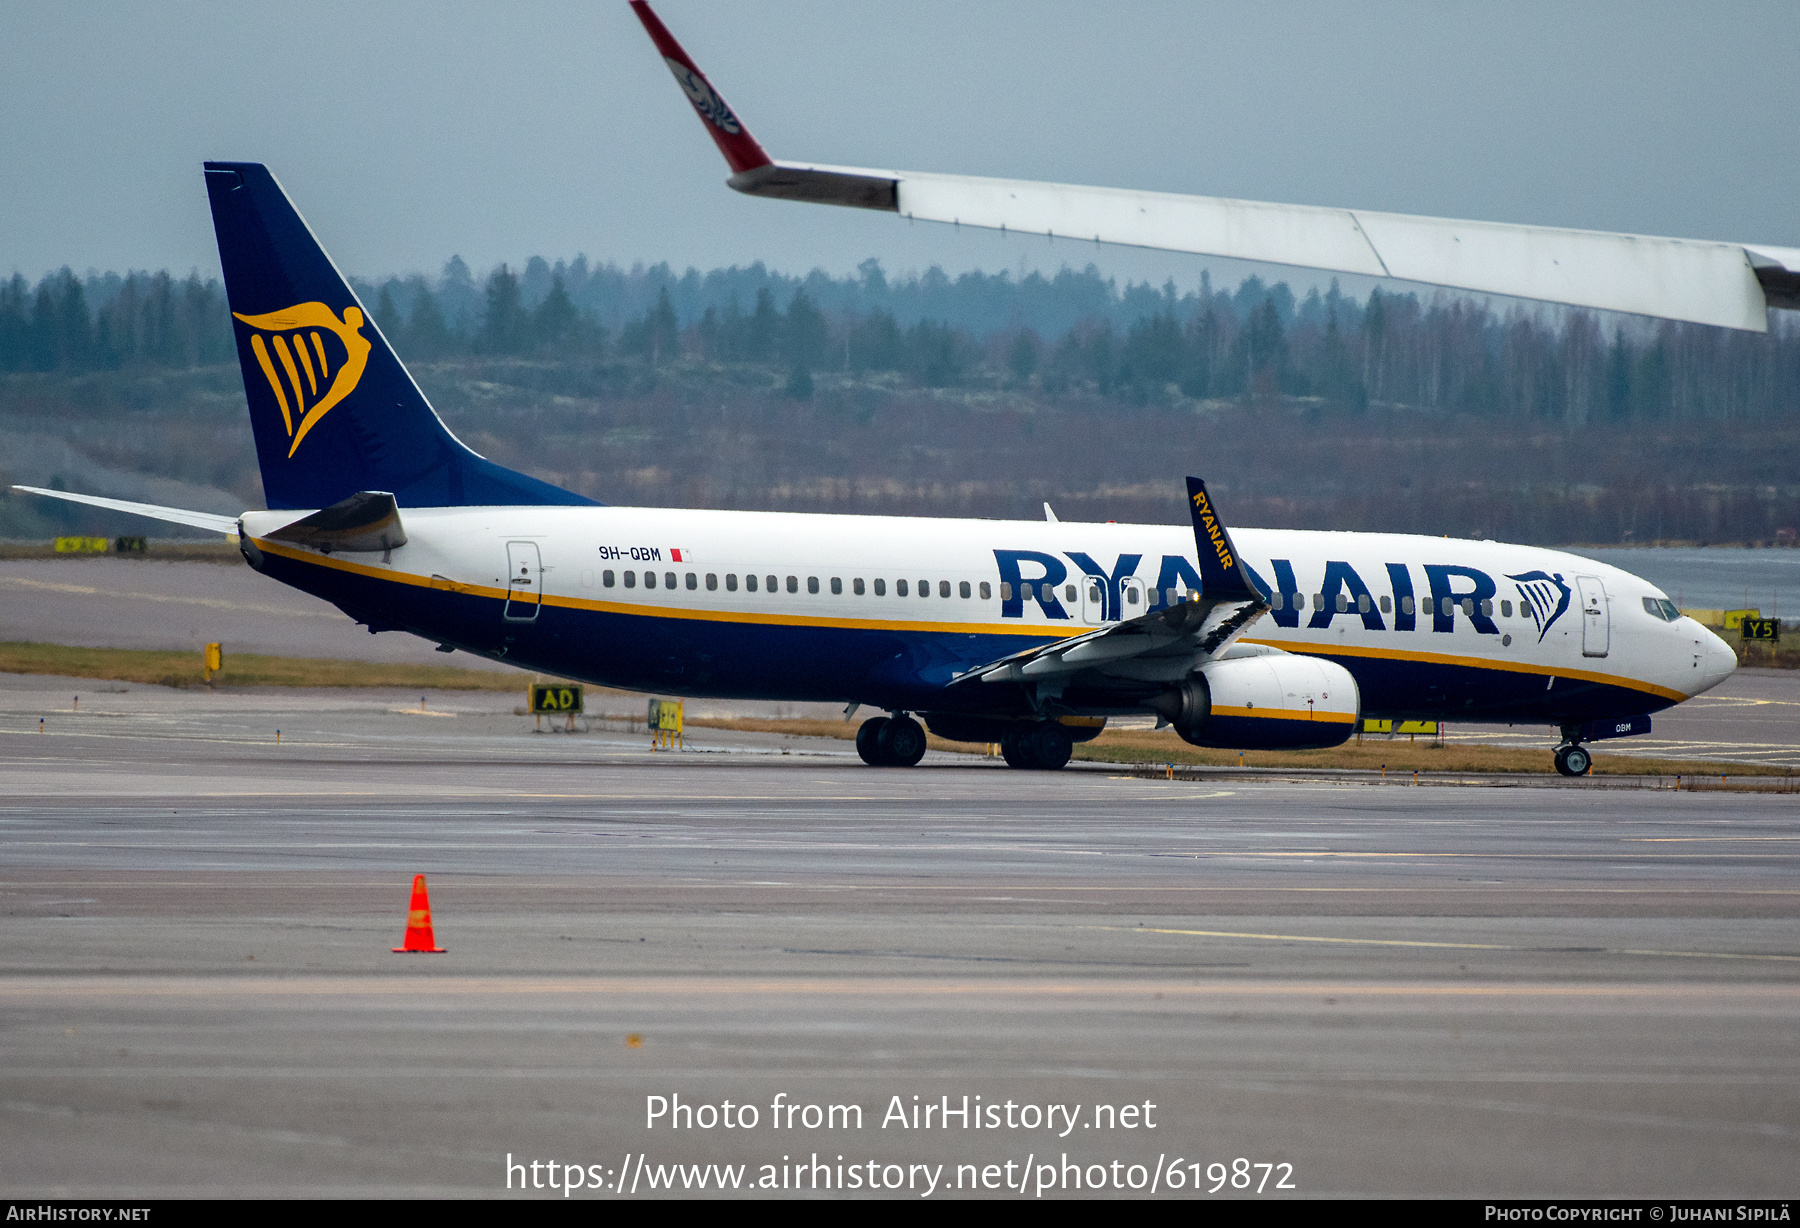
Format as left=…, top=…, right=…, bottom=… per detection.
left=630, top=2, right=1800, bottom=333
left=953, top=477, right=1270, bottom=690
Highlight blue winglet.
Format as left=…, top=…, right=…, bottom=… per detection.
left=1185, top=476, right=1258, bottom=602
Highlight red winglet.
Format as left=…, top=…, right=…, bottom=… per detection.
left=630, top=1, right=773, bottom=175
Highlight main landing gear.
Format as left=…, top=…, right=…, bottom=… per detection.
left=856, top=715, right=928, bottom=767
left=999, top=722, right=1073, bottom=771
left=1553, top=743, right=1592, bottom=777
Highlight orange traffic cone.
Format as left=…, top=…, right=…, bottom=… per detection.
left=392, top=874, right=447, bottom=953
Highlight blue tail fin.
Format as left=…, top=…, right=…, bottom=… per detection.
left=204, top=162, right=596, bottom=510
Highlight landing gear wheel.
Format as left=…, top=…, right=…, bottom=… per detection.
left=1554, top=745, right=1592, bottom=777
left=856, top=717, right=891, bottom=766
left=1028, top=722, right=1074, bottom=771
left=1001, top=722, right=1074, bottom=770
left=877, top=715, right=927, bottom=767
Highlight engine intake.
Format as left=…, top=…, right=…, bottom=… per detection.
left=1146, top=655, right=1360, bottom=750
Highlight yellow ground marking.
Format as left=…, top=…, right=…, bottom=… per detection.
left=1103, top=924, right=1800, bottom=962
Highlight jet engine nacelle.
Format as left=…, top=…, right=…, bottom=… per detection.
left=1147, top=655, right=1361, bottom=750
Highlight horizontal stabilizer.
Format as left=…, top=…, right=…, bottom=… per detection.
left=10, top=485, right=239, bottom=535
left=264, top=490, right=405, bottom=554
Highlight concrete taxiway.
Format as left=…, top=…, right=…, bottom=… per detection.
left=0, top=678, right=1796, bottom=1198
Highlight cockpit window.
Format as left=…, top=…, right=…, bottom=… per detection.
left=1660, top=598, right=1680, bottom=621
left=1642, top=596, right=1681, bottom=622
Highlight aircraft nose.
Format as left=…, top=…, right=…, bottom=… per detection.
left=1687, top=623, right=1737, bottom=696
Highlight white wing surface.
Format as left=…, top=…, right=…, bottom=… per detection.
left=635, top=3, right=1800, bottom=333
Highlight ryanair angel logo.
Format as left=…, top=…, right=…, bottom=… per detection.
left=1508, top=570, right=1572, bottom=644
left=233, top=303, right=372, bottom=457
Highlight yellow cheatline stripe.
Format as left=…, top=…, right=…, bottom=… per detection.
left=1102, top=925, right=1800, bottom=962
left=248, top=335, right=292, bottom=434
left=1241, top=635, right=1685, bottom=704
left=254, top=539, right=1075, bottom=639
left=1212, top=704, right=1357, bottom=724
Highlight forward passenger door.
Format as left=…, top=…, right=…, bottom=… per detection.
left=1577, top=575, right=1609, bottom=657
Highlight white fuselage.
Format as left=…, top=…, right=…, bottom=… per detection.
left=240, top=505, right=1737, bottom=724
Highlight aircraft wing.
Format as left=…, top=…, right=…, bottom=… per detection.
left=954, top=477, right=1268, bottom=689
left=631, top=2, right=1798, bottom=333
left=11, top=485, right=241, bottom=535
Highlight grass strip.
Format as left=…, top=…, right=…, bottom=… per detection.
left=0, top=641, right=529, bottom=691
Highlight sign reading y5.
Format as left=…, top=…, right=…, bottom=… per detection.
left=233, top=303, right=372, bottom=457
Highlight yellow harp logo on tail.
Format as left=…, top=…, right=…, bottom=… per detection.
left=233, top=303, right=372, bottom=457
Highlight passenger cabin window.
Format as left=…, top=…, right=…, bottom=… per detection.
left=1064, top=585, right=1077, bottom=603
left=960, top=581, right=971, bottom=598
left=766, top=575, right=777, bottom=592
left=603, top=570, right=615, bottom=588
left=1357, top=594, right=1370, bottom=613
left=874, top=579, right=886, bottom=596
left=807, top=576, right=820, bottom=594
left=1379, top=595, right=1391, bottom=613
left=1124, top=586, right=1138, bottom=607
left=919, top=579, right=930, bottom=598
left=852, top=578, right=864, bottom=595
left=1401, top=595, right=1414, bottom=615
left=685, top=573, right=696, bottom=590
left=1480, top=599, right=1493, bottom=617
left=787, top=575, right=798, bottom=594
left=999, top=582, right=1012, bottom=601
left=1501, top=599, right=1512, bottom=617
left=980, top=582, right=991, bottom=599
left=644, top=572, right=656, bottom=589
left=1336, top=594, right=1348, bottom=613
left=726, top=574, right=738, bottom=591
left=830, top=577, right=841, bottom=595
left=706, top=574, right=718, bottom=591
left=896, top=579, right=908, bottom=597
left=1271, top=593, right=1284, bottom=610
left=665, top=572, right=676, bottom=589
left=745, top=574, right=757, bottom=592
left=940, top=580, right=951, bottom=598
left=1294, top=594, right=1305, bottom=610
left=624, top=571, right=636, bottom=588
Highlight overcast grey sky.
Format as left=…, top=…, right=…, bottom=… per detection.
left=4, top=1, right=1798, bottom=295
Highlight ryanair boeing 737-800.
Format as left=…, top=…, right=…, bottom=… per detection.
left=16, top=6, right=1752, bottom=775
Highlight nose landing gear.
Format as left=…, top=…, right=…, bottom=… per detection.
left=1553, top=743, right=1592, bottom=777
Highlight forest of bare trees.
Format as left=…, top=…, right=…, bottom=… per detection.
left=2, top=256, right=1796, bottom=543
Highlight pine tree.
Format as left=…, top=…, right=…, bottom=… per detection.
left=480, top=265, right=526, bottom=355
left=533, top=274, right=579, bottom=352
